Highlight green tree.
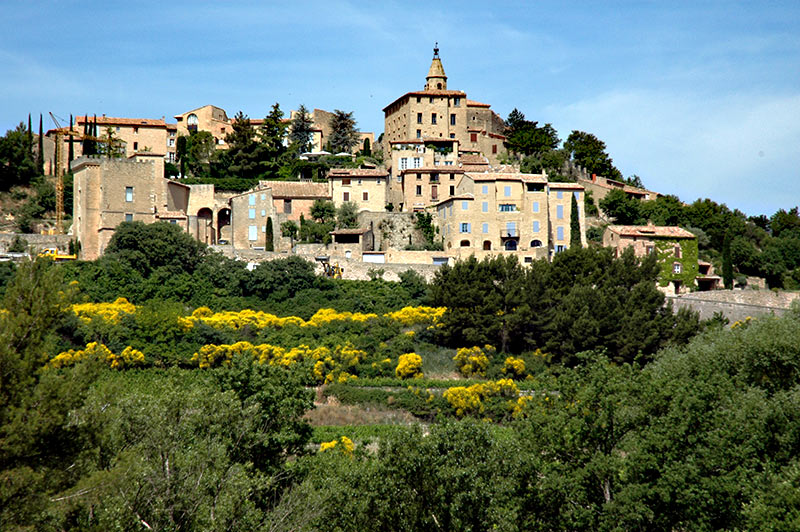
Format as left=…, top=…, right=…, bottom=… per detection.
left=0, top=122, right=38, bottom=189
left=564, top=130, right=622, bottom=180
left=281, top=220, right=299, bottom=242
left=183, top=131, right=216, bottom=177
left=361, top=137, right=371, bottom=156
left=36, top=114, right=43, bottom=175
left=336, top=201, right=359, bottom=229
left=265, top=216, right=274, bottom=251
left=570, top=192, right=581, bottom=247
left=244, top=256, right=316, bottom=301
left=722, top=231, right=733, bottom=289
left=328, top=109, right=360, bottom=154
left=289, top=105, right=314, bottom=152
left=97, top=126, right=126, bottom=158
left=104, top=221, right=208, bottom=277
left=598, top=188, right=642, bottom=224
left=221, top=111, right=261, bottom=180
left=504, top=108, right=560, bottom=157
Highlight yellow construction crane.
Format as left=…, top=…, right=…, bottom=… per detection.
left=48, top=112, right=77, bottom=234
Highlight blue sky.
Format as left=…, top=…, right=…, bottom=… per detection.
left=1, top=1, right=798, bottom=216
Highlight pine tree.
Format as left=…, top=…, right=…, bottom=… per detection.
left=570, top=193, right=582, bottom=248
left=265, top=217, right=274, bottom=251
left=36, top=114, right=43, bottom=174
left=328, top=109, right=359, bottom=154
left=289, top=105, right=313, bottom=152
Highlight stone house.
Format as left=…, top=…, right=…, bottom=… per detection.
left=328, top=168, right=389, bottom=212
left=382, top=46, right=507, bottom=172
left=603, top=224, right=699, bottom=294
left=174, top=105, right=231, bottom=149
left=435, top=172, right=586, bottom=262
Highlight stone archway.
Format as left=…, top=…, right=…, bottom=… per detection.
left=197, top=208, right=214, bottom=245
left=217, top=208, right=231, bottom=243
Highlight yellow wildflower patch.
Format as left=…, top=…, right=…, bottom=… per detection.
left=71, top=297, right=136, bottom=324
left=395, top=353, right=424, bottom=379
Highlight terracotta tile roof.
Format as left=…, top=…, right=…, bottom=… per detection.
left=76, top=115, right=167, bottom=127
left=166, top=123, right=177, bottom=130
left=548, top=182, right=584, bottom=190
left=466, top=99, right=491, bottom=108
left=258, top=181, right=330, bottom=199
left=328, top=168, right=389, bottom=178
left=401, top=168, right=464, bottom=175
left=458, top=154, right=487, bottom=165
left=608, top=225, right=696, bottom=239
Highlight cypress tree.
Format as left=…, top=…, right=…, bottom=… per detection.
left=722, top=231, right=733, bottom=289
left=265, top=217, right=274, bottom=251
left=27, top=114, right=32, bottom=153
left=36, top=114, right=44, bottom=175
left=570, top=193, right=582, bottom=248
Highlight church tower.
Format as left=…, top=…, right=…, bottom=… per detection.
left=424, top=43, right=447, bottom=90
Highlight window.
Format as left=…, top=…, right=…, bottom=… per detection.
left=283, top=199, right=292, bottom=214
left=400, top=158, right=408, bottom=171
left=133, top=127, right=139, bottom=134
left=413, top=157, right=421, bottom=168
left=429, top=97, right=434, bottom=103
left=363, top=191, right=369, bottom=201
left=249, top=208, right=256, bottom=219
left=504, top=185, right=511, bottom=197
left=557, top=205, right=564, bottom=219
left=449, top=134, right=455, bottom=139
left=417, top=113, right=422, bottom=124
left=168, top=138, right=175, bottom=147
left=460, top=223, right=471, bottom=233
left=261, top=209, right=266, bottom=217
left=170, top=219, right=177, bottom=224
left=470, top=133, right=477, bottom=142
left=674, top=245, right=682, bottom=258
left=431, top=186, right=438, bottom=200
left=505, top=240, right=517, bottom=251
left=556, top=190, right=563, bottom=199
left=646, top=245, right=655, bottom=255
left=416, top=185, right=422, bottom=196
left=125, top=186, right=133, bottom=202
left=342, top=178, right=351, bottom=185
left=524, top=257, right=533, bottom=263
left=248, top=225, right=257, bottom=241
left=482, top=185, right=488, bottom=194
left=260, top=193, right=266, bottom=201
left=556, top=245, right=566, bottom=253
left=431, top=173, right=439, bottom=182
left=533, top=221, right=540, bottom=232
left=416, top=173, right=422, bottom=180
left=527, top=183, right=544, bottom=192
left=482, top=201, right=488, bottom=213
left=557, top=226, right=565, bottom=241
left=449, top=173, right=455, bottom=179
left=133, top=142, right=138, bottom=151
left=416, top=96, right=421, bottom=103
left=431, top=113, right=437, bottom=124
left=343, top=191, right=350, bottom=202
left=125, top=213, right=133, bottom=222
left=450, top=114, right=456, bottom=126
left=492, top=144, right=497, bottom=154
left=531, top=239, right=542, bottom=248
left=461, top=201, right=469, bottom=211
left=262, top=225, right=266, bottom=232
left=482, top=223, right=489, bottom=234
left=499, top=204, right=516, bottom=212
left=454, top=97, right=461, bottom=106
left=506, top=222, right=517, bottom=237
left=673, top=263, right=682, bottom=274
left=532, top=201, right=539, bottom=213
left=460, top=239, right=470, bottom=247
left=416, top=129, right=421, bottom=139
left=249, top=194, right=256, bottom=206
left=449, top=185, right=455, bottom=195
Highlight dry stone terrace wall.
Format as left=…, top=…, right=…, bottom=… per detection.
left=669, top=290, right=800, bottom=322
left=0, top=233, right=72, bottom=253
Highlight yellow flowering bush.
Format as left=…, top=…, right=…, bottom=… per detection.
left=502, top=356, right=526, bottom=379
left=71, top=297, right=136, bottom=324
left=319, top=436, right=355, bottom=454
left=395, top=353, right=424, bottom=379
left=443, top=379, right=519, bottom=417
left=48, top=342, right=145, bottom=370
left=453, top=345, right=495, bottom=377
left=384, top=306, right=446, bottom=326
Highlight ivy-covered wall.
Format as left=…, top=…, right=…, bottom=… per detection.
left=655, top=238, right=699, bottom=290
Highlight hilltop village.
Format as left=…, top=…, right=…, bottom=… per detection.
left=14, top=48, right=715, bottom=293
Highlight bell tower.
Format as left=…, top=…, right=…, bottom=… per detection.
left=424, top=43, right=447, bottom=90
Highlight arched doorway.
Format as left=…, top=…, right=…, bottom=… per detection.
left=504, top=240, right=517, bottom=251
left=197, top=208, right=214, bottom=245
left=530, top=239, right=542, bottom=248
left=460, top=240, right=470, bottom=248
left=217, top=208, right=231, bottom=243
left=483, top=240, right=492, bottom=250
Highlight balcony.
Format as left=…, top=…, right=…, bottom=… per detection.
left=500, top=229, right=519, bottom=239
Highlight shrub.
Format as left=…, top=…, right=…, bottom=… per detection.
left=395, top=353, right=423, bottom=379
left=453, top=345, right=495, bottom=377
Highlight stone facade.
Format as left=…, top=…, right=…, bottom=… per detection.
left=72, top=154, right=187, bottom=260
left=382, top=47, right=507, bottom=170
left=603, top=224, right=699, bottom=294
left=174, top=105, right=230, bottom=149
left=328, top=168, right=389, bottom=212
left=436, top=173, right=586, bottom=258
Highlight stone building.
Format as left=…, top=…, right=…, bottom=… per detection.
left=603, top=224, right=700, bottom=294
left=382, top=45, right=507, bottom=174
left=72, top=154, right=188, bottom=260
left=174, top=105, right=231, bottom=149
left=435, top=172, right=586, bottom=262
left=328, top=168, right=389, bottom=212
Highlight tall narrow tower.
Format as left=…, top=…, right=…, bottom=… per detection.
left=424, top=43, right=447, bottom=90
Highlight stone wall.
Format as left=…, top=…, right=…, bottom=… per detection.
left=357, top=211, right=423, bottom=251
left=0, top=233, right=72, bottom=253
left=669, top=289, right=800, bottom=322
